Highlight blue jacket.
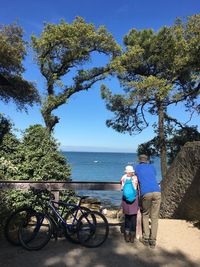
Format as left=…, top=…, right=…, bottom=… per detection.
left=135, top=163, right=160, bottom=196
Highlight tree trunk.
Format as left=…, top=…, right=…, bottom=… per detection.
left=41, top=91, right=68, bottom=133
left=41, top=108, right=59, bottom=133
left=158, top=103, right=168, bottom=179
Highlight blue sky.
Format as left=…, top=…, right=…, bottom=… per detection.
left=1, top=0, right=200, bottom=152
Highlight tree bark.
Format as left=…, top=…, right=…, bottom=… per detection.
left=158, top=103, right=168, bottom=179
left=41, top=107, right=59, bottom=133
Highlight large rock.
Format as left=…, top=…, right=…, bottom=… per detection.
left=160, top=141, right=200, bottom=220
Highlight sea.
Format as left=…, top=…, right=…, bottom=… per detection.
left=62, top=152, right=161, bottom=208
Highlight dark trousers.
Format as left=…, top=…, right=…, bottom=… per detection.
left=124, top=214, right=137, bottom=232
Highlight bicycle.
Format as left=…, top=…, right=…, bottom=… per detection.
left=18, top=189, right=109, bottom=250
left=4, top=188, right=89, bottom=246
left=4, top=206, right=35, bottom=246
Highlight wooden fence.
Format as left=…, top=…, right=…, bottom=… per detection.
left=0, top=180, right=143, bottom=238
left=0, top=180, right=121, bottom=202
left=0, top=180, right=121, bottom=190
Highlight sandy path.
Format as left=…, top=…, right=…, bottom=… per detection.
left=0, top=219, right=200, bottom=267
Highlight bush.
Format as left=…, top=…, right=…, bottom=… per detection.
left=0, top=124, right=71, bottom=231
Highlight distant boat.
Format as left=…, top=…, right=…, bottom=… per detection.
left=94, top=160, right=98, bottom=163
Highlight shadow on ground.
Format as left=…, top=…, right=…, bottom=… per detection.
left=0, top=226, right=198, bottom=267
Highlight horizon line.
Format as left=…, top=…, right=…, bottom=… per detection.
left=60, top=145, right=136, bottom=153
left=61, top=150, right=136, bottom=154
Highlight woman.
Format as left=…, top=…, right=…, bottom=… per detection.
left=120, top=165, right=139, bottom=243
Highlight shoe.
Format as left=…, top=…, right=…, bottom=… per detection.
left=139, top=237, right=149, bottom=246
left=149, top=240, right=156, bottom=249
left=124, top=231, right=130, bottom=242
left=129, top=232, right=135, bottom=243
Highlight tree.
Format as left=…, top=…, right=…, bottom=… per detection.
left=167, top=126, right=200, bottom=164
left=0, top=124, right=71, bottom=212
left=0, top=124, right=71, bottom=181
left=101, top=15, right=200, bottom=179
left=171, top=15, right=200, bottom=113
left=31, top=17, right=121, bottom=132
left=0, top=23, right=40, bottom=110
left=0, top=114, right=12, bottom=142
left=137, top=126, right=200, bottom=165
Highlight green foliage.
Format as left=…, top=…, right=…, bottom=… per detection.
left=167, top=126, right=200, bottom=164
left=101, top=15, right=200, bottom=178
left=0, top=124, right=71, bottom=223
left=0, top=23, right=25, bottom=74
left=31, top=17, right=121, bottom=131
left=0, top=114, right=12, bottom=142
left=0, top=23, right=40, bottom=110
left=102, top=15, right=200, bottom=134
left=137, top=126, right=200, bottom=165
left=0, top=125, right=71, bottom=181
left=32, top=17, right=121, bottom=76
left=101, top=24, right=190, bottom=133
left=137, top=136, right=159, bottom=159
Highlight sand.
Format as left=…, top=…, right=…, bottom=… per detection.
left=0, top=219, right=200, bottom=267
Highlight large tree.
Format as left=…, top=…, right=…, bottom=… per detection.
left=137, top=125, right=200, bottom=165
left=0, top=23, right=40, bottom=110
left=31, top=17, right=121, bottom=132
left=101, top=15, right=200, bottom=179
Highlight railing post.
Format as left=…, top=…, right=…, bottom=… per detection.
left=52, top=190, right=60, bottom=205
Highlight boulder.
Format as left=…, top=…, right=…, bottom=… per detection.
left=160, top=141, right=200, bottom=220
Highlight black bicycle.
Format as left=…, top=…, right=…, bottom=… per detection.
left=17, top=189, right=109, bottom=250
left=4, top=189, right=90, bottom=246
left=4, top=206, right=35, bottom=246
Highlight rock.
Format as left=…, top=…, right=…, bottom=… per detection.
left=160, top=141, right=200, bottom=220
left=105, top=209, right=118, bottom=219
left=81, top=197, right=101, bottom=211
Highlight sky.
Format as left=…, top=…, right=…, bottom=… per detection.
left=1, top=0, right=200, bottom=152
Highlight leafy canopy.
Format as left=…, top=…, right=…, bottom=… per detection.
left=0, top=124, right=71, bottom=181
left=0, top=124, right=71, bottom=218
left=31, top=17, right=121, bottom=131
left=138, top=126, right=200, bottom=165
left=102, top=15, right=200, bottom=135
left=0, top=23, right=40, bottom=110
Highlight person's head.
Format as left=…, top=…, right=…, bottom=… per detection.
left=138, top=154, right=149, bottom=163
left=124, top=165, right=135, bottom=176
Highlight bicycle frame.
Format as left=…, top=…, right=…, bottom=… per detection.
left=26, top=190, right=95, bottom=243
left=47, top=199, right=84, bottom=230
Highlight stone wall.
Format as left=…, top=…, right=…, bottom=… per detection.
left=160, top=141, right=200, bottom=220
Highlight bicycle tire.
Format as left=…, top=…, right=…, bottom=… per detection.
left=4, top=207, right=35, bottom=246
left=64, top=206, right=93, bottom=243
left=18, top=212, right=53, bottom=251
left=77, top=210, right=109, bottom=248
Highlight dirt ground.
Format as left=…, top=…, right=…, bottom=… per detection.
left=0, top=219, right=200, bottom=267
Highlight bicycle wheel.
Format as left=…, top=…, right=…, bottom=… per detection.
left=18, top=212, right=53, bottom=251
left=4, top=207, right=35, bottom=246
left=64, top=206, right=93, bottom=243
left=77, top=210, right=109, bottom=248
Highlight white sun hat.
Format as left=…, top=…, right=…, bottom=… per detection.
left=124, top=165, right=135, bottom=173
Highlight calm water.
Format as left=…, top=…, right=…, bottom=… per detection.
left=63, top=152, right=161, bottom=207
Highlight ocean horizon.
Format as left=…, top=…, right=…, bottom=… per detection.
left=62, top=151, right=161, bottom=207
left=60, top=145, right=136, bottom=153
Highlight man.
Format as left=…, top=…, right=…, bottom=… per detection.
left=135, top=154, right=161, bottom=248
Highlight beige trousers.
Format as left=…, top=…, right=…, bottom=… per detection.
left=141, top=192, right=161, bottom=242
